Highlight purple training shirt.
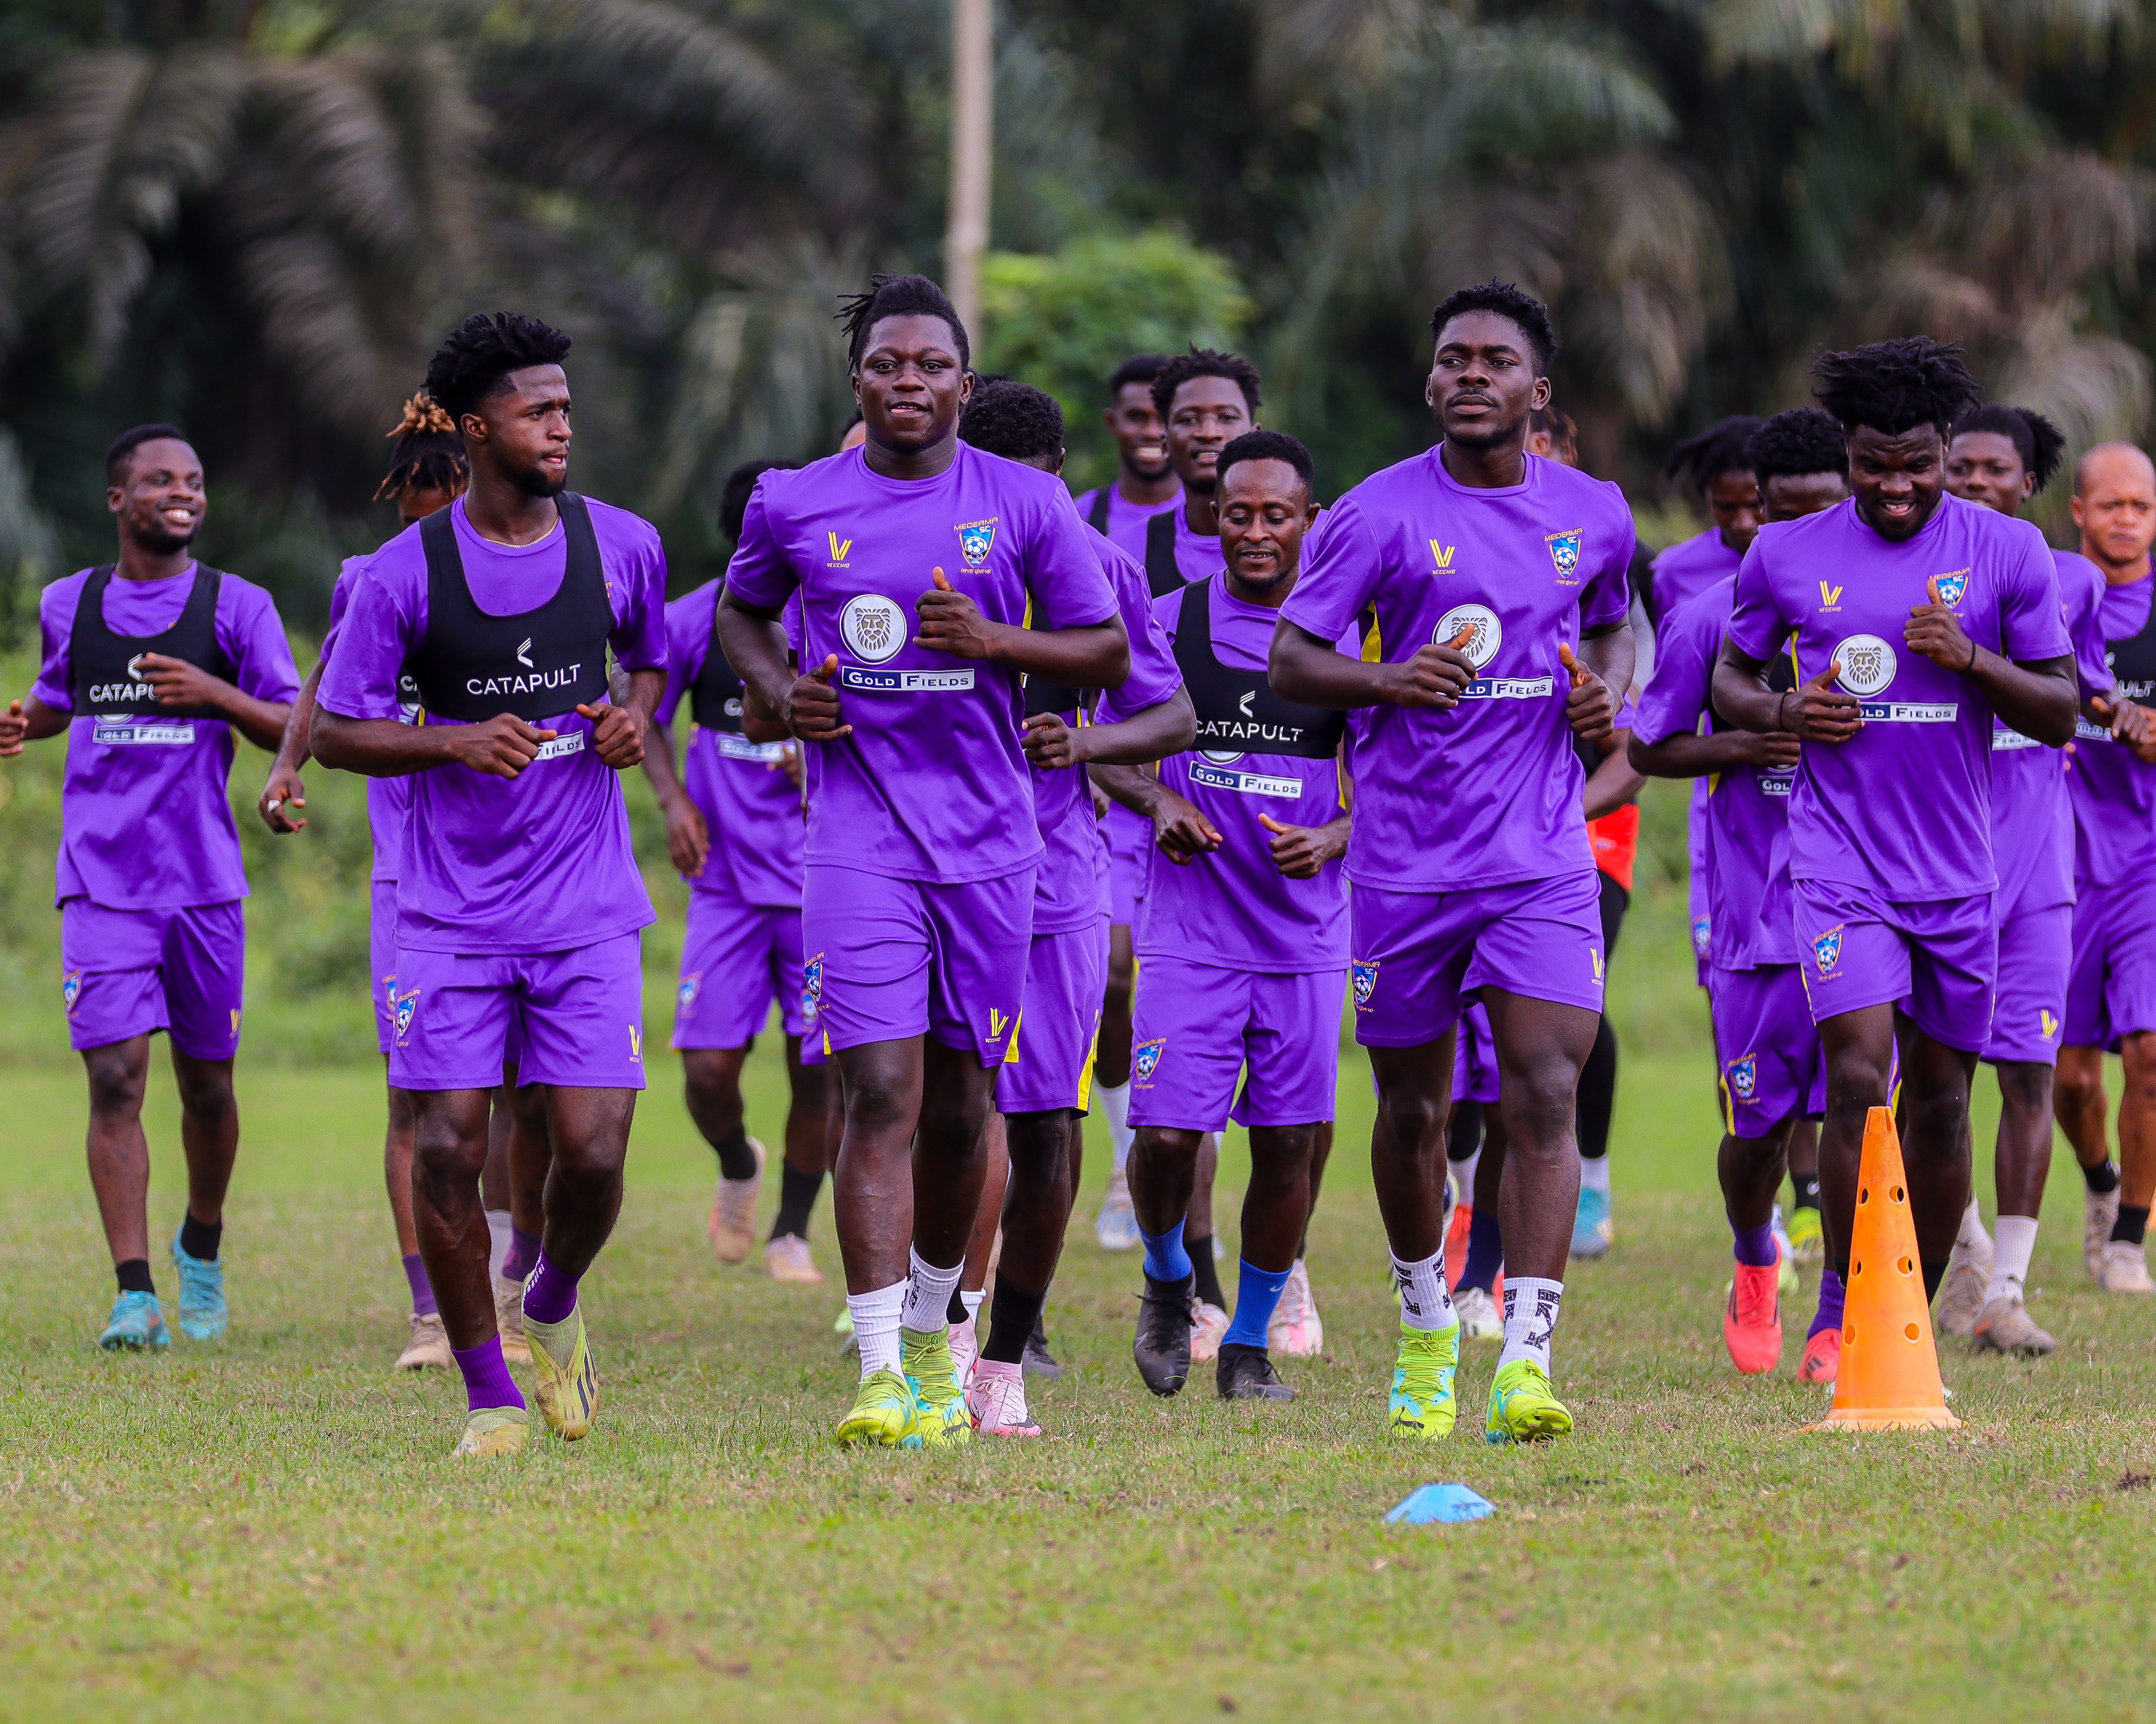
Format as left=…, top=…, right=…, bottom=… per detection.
left=1071, top=482, right=1182, bottom=565
left=2068, top=564, right=2156, bottom=886
left=325, top=555, right=415, bottom=884
left=1651, top=526, right=1744, bottom=623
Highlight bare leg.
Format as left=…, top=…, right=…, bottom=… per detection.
left=830, top=1037, right=996, bottom=1291
left=384, top=1060, right=419, bottom=1257
left=1482, top=989, right=1600, bottom=1282
left=1098, top=924, right=1135, bottom=1088
left=408, top=1088, right=496, bottom=1349
left=84, top=1037, right=155, bottom=1267
left=1368, top=1034, right=1455, bottom=1264
left=168, top=1049, right=238, bottom=1232
left=961, top=1113, right=1010, bottom=1294
left=2054, top=1046, right=2113, bottom=1173
left=1992, top=1060, right=2054, bottom=1220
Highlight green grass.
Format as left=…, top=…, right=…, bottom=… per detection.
left=8, top=936, right=2156, bottom=1722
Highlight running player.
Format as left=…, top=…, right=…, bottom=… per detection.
left=257, top=393, right=471, bottom=1368
left=716, top=274, right=1127, bottom=1450
left=953, top=376, right=1191, bottom=1435
left=1631, top=406, right=1848, bottom=1376
left=1711, top=339, right=2075, bottom=1344
left=1142, top=348, right=1262, bottom=594
left=1646, top=418, right=1766, bottom=625
left=1095, top=430, right=1349, bottom=1402
left=1271, top=280, right=1636, bottom=1444
left=314, top=312, right=668, bottom=1458
left=0, top=426, right=298, bottom=1350
left=643, top=459, right=836, bottom=1284
left=1072, top=355, right=1182, bottom=560
left=2055, top=442, right=2156, bottom=1293
left=1935, top=405, right=2112, bottom=1351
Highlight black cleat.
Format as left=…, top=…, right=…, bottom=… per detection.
left=1022, top=1312, right=1064, bottom=1380
left=1216, top=1341, right=1295, bottom=1401
left=1134, top=1272, right=1195, bottom=1396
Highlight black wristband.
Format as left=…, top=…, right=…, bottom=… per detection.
left=1967, top=635, right=1979, bottom=672
left=1776, top=691, right=1789, bottom=731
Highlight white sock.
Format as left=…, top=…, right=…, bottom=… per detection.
left=1451, top=1148, right=1481, bottom=1207
left=1580, top=1155, right=1611, bottom=1197
left=1392, top=1248, right=1457, bottom=1331
left=1986, top=1215, right=2039, bottom=1306
left=1498, top=1276, right=1565, bottom=1373
left=961, top=1288, right=985, bottom=1321
left=1957, top=1194, right=1992, bottom=1257
left=1099, top=1079, right=1134, bottom=1172
left=900, top=1246, right=963, bottom=1334
left=485, top=1209, right=511, bottom=1283
left=848, top=1280, right=906, bottom=1378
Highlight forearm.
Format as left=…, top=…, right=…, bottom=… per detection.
left=1710, top=654, right=1783, bottom=733
left=1072, top=689, right=1196, bottom=767
left=984, top=621, right=1129, bottom=688
left=1628, top=729, right=1758, bottom=779
left=21, top=695, right=71, bottom=741
left=315, top=709, right=473, bottom=775
left=1980, top=655, right=2077, bottom=747
left=276, top=661, right=327, bottom=771
left=620, top=667, right=665, bottom=728
left=1089, top=761, right=1164, bottom=818
left=1579, top=622, right=1635, bottom=707
left=715, top=599, right=796, bottom=716
left=1269, top=623, right=1388, bottom=709
left=222, top=695, right=293, bottom=751
left=1582, top=753, right=1645, bottom=821
left=641, top=720, right=689, bottom=808
left=1313, top=811, right=1352, bottom=854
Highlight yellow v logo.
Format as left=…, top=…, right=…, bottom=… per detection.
left=828, top=532, right=852, bottom=562
left=2041, top=1009, right=2059, bottom=1040
left=1429, top=541, right=1455, bottom=569
left=1819, top=580, right=1843, bottom=606
left=990, top=1008, right=1010, bottom=1039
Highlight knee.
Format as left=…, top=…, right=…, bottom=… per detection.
left=1133, top=1127, right=1201, bottom=1169
left=173, top=1064, right=236, bottom=1126
left=1375, top=1088, right=1444, bottom=1155
left=1995, top=1063, right=2052, bottom=1116
left=2053, top=1059, right=2102, bottom=1116
left=1501, top=1059, right=1581, bottom=1145
left=412, top=1114, right=485, bottom=1186
left=84, top=1050, right=147, bottom=1119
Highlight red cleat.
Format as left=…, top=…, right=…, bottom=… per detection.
left=1723, top=1259, right=1784, bottom=1375
left=1444, top=1201, right=1472, bottom=1292
left=1797, top=1325, right=1840, bottom=1385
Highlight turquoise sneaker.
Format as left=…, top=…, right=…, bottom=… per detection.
left=1571, top=1187, right=1612, bottom=1259
left=98, top=1290, right=169, bottom=1351
left=1485, top=1358, right=1574, bottom=1445
left=171, top=1229, right=228, bottom=1340
left=1388, top=1321, right=1460, bottom=1441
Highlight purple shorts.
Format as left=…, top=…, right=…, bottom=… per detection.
left=1129, top=957, right=1341, bottom=1131
left=1793, top=879, right=1996, bottom=1054
left=2065, top=875, right=2156, bottom=1053
left=1105, top=804, right=1149, bottom=927
left=1450, top=1000, right=1499, bottom=1105
left=802, top=863, right=1033, bottom=1067
left=1350, top=871, right=1605, bottom=1048
left=1985, top=901, right=2071, bottom=1065
left=61, top=898, right=244, bottom=1060
left=674, top=890, right=807, bottom=1050
left=370, top=880, right=398, bottom=1055
left=388, top=932, right=646, bottom=1091
left=998, top=919, right=1107, bottom=1115
left=1709, top=963, right=1823, bottom=1137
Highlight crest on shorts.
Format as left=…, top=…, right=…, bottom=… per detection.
left=802, top=953, right=823, bottom=1026
left=1134, top=1037, right=1165, bottom=1084
left=61, top=971, right=81, bottom=1013
left=1691, top=916, right=1712, bottom=958
left=1728, top=1052, right=1759, bottom=1101
left=1546, top=529, right=1583, bottom=579
left=1811, top=925, right=1843, bottom=977
left=1933, top=570, right=1969, bottom=607
left=1352, top=960, right=1380, bottom=1009
left=956, top=519, right=997, bottom=568
left=393, top=985, right=420, bottom=1038
left=678, top=973, right=701, bottom=1009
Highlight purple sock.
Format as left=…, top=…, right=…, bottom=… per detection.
left=402, top=1252, right=437, bottom=1318
left=452, top=1336, right=525, bottom=1412
left=1808, top=1269, right=1845, bottom=1340
left=1460, top=1204, right=1504, bottom=1292
left=501, top=1226, right=541, bottom=1285
left=1732, top=1222, right=1778, bottom=1268
left=523, top=1248, right=578, bottom=1325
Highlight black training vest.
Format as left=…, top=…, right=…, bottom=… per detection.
left=1144, top=510, right=1186, bottom=598
left=1174, top=576, right=1345, bottom=760
left=69, top=565, right=236, bottom=718
left=2107, top=597, right=2156, bottom=710
left=691, top=603, right=747, bottom=733
left=1086, top=487, right=1113, bottom=535
left=408, top=494, right=613, bottom=723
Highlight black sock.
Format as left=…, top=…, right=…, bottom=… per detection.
left=115, top=1258, right=156, bottom=1296
left=2112, top=1204, right=2149, bottom=1246
left=767, top=1162, right=824, bottom=1241
left=1792, top=1173, right=1822, bottom=1211
left=178, top=1214, right=221, bottom=1262
left=983, top=1277, right=1047, bottom=1364
left=1922, top=1258, right=1949, bottom=1302
left=710, top=1123, right=758, bottom=1182
left=1188, top=1238, right=1226, bottom=1309
left=947, top=1286, right=970, bottom=1326
left=1446, top=1100, right=1484, bottom=1162
left=2084, top=1159, right=2122, bottom=1196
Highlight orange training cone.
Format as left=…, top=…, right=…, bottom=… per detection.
left=1802, top=1106, right=1960, bottom=1431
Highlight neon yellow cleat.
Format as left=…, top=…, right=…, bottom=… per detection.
left=453, top=1405, right=530, bottom=1458
left=524, top=1304, right=598, bottom=1441
left=1485, top=1358, right=1574, bottom=1445
left=1786, top=1204, right=1824, bottom=1266
left=901, top=1326, right=973, bottom=1451
left=836, top=1368, right=922, bottom=1449
left=1388, top=1321, right=1460, bottom=1441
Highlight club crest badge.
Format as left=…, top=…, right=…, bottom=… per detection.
left=1933, top=570, right=1969, bottom=607
left=1811, top=925, right=1843, bottom=977
left=678, top=973, right=701, bottom=1009
left=1728, top=1052, right=1759, bottom=1101
left=61, top=972, right=81, bottom=1013
left=841, top=594, right=905, bottom=664
left=1546, top=529, right=1583, bottom=579
left=956, top=519, right=997, bottom=568
left=1352, top=960, right=1380, bottom=1009
left=1691, top=916, right=1712, bottom=957
left=1133, top=1037, right=1165, bottom=1084
left=393, top=985, right=421, bottom=1038
left=803, top=954, right=824, bottom=1019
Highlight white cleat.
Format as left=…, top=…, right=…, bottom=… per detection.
left=948, top=1314, right=980, bottom=1390
left=1095, top=1167, right=1141, bottom=1250
left=707, top=1137, right=766, bottom=1264
left=2085, top=1188, right=2121, bottom=1282
left=1936, top=1255, right=1990, bottom=1337
left=965, top=1358, right=1042, bottom=1437
left=1187, top=1297, right=1229, bottom=1365
left=1453, top=1285, right=1503, bottom=1342
left=493, top=1272, right=531, bottom=1365
left=1267, top=1259, right=1325, bottom=1356
left=764, top=1232, right=824, bottom=1284
left=395, top=1309, right=453, bottom=1370
left=2095, top=1239, right=2154, bottom=1295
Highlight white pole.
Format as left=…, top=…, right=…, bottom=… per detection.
left=946, top=0, right=992, bottom=337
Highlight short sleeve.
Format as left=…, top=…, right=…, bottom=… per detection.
left=2068, top=563, right=2112, bottom=703
left=31, top=577, right=80, bottom=711
left=1094, top=550, right=1182, bottom=723
left=1999, top=528, right=2069, bottom=662
left=1279, top=496, right=1382, bottom=644
left=222, top=583, right=301, bottom=704
left=606, top=523, right=668, bottom=675
left=1023, top=489, right=1118, bottom=632
left=722, top=482, right=798, bottom=614
left=318, top=566, right=421, bottom=722
left=1632, top=600, right=1715, bottom=748
left=1724, top=537, right=1789, bottom=664
left=1581, top=491, right=1635, bottom=632
left=655, top=591, right=706, bottom=729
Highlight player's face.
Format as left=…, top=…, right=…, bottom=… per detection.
left=854, top=315, right=971, bottom=454
left=1425, top=312, right=1548, bottom=451
left=109, top=438, right=205, bottom=555
left=468, top=365, right=572, bottom=497
left=399, top=480, right=463, bottom=526
left=1705, top=467, right=1762, bottom=553
left=1105, top=383, right=1170, bottom=479
left=2073, top=452, right=2156, bottom=572
left=1944, top=430, right=2032, bottom=517
left=1218, top=458, right=1316, bottom=597
left=1762, top=470, right=1851, bottom=523
left=1164, top=376, right=1251, bottom=492
left=1845, top=423, right=1947, bottom=542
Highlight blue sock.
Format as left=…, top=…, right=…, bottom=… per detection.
left=1461, top=1204, right=1504, bottom=1292
left=1221, top=1260, right=1292, bottom=1349
left=1732, top=1221, right=1778, bottom=1268
left=1141, top=1220, right=1192, bottom=1284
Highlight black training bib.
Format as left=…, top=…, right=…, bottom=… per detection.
left=69, top=565, right=236, bottom=718
left=1143, top=510, right=1187, bottom=599
left=691, top=603, right=748, bottom=734
left=407, top=494, right=614, bottom=723
left=1174, top=576, right=1345, bottom=760
left=2108, top=600, right=2156, bottom=709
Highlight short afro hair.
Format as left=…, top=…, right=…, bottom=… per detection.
left=1747, top=408, right=1849, bottom=485
left=1108, top=353, right=1171, bottom=396
left=1151, top=346, right=1262, bottom=420
left=423, top=313, right=572, bottom=422
left=1429, top=279, right=1558, bottom=374
left=1811, top=337, right=1978, bottom=438
left=1950, top=403, right=2067, bottom=493
left=107, top=423, right=193, bottom=483
left=836, top=273, right=970, bottom=370
left=1216, top=429, right=1314, bottom=495
left=1664, top=416, right=1766, bottom=492
left=957, top=377, right=1065, bottom=466
left=719, top=460, right=791, bottom=543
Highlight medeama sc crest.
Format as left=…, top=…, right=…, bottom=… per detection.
left=957, top=520, right=997, bottom=567
left=1546, top=530, right=1583, bottom=577
left=393, top=986, right=421, bottom=1037
left=1352, top=961, right=1379, bottom=1008
left=1812, top=926, right=1843, bottom=976
left=1133, top=1038, right=1165, bottom=1082
left=1933, top=571, right=1968, bottom=606
left=1728, top=1052, right=1759, bottom=1101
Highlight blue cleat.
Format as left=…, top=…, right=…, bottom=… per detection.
left=1571, top=1187, right=1613, bottom=1260
left=171, top=1229, right=228, bottom=1340
left=99, top=1290, right=170, bottom=1351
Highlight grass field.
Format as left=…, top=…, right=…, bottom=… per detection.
left=8, top=886, right=2156, bottom=1722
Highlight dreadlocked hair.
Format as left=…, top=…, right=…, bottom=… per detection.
left=1429, top=279, right=1558, bottom=373
left=1951, top=403, right=2067, bottom=493
left=1664, top=416, right=1766, bottom=492
left=957, top=378, right=1066, bottom=466
left=1811, top=337, right=1978, bottom=437
left=1151, top=346, right=1262, bottom=420
left=373, top=392, right=469, bottom=503
left=423, top=313, right=572, bottom=422
left=1746, top=408, right=1848, bottom=484
left=836, top=274, right=970, bottom=370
